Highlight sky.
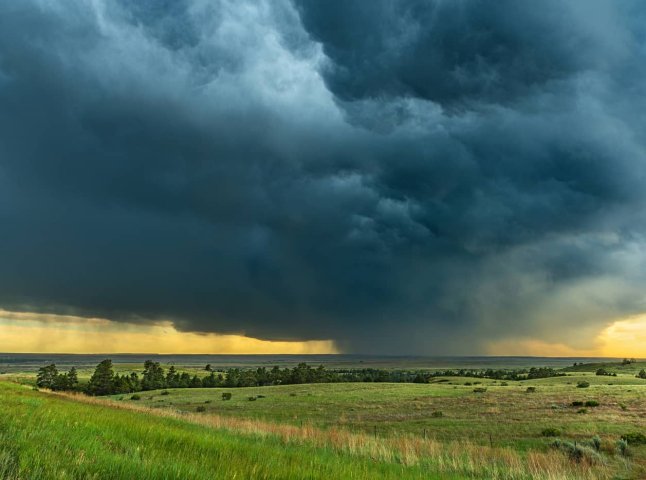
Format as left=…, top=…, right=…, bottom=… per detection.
left=0, top=0, right=645, bottom=356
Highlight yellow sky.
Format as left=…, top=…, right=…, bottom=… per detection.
left=0, top=308, right=644, bottom=356
left=486, top=314, right=646, bottom=358
left=0, top=310, right=338, bottom=354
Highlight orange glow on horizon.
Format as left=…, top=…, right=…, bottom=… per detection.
left=0, top=310, right=338, bottom=354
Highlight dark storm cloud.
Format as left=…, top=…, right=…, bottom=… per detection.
left=1, top=0, right=646, bottom=353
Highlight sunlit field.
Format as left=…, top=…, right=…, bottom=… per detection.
left=2, top=357, right=645, bottom=479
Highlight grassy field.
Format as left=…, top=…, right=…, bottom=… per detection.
left=0, top=380, right=633, bottom=480
left=2, top=358, right=645, bottom=479
left=105, top=375, right=646, bottom=451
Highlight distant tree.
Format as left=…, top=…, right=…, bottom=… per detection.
left=67, top=367, right=78, bottom=388
left=205, top=364, right=212, bottom=372
left=36, top=364, right=58, bottom=389
left=637, top=369, right=646, bottom=379
left=142, top=361, right=165, bottom=390
left=87, top=359, right=115, bottom=396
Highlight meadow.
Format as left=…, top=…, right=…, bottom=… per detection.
left=1, top=356, right=645, bottom=479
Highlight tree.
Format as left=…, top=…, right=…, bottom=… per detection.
left=36, top=364, right=58, bottom=389
left=205, top=364, right=212, bottom=372
left=637, top=369, right=646, bottom=379
left=87, top=359, right=115, bottom=395
left=67, top=367, right=78, bottom=388
left=142, top=360, right=165, bottom=390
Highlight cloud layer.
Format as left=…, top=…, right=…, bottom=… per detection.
left=1, top=0, right=645, bottom=353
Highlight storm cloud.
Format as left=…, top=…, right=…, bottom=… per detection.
left=1, top=0, right=645, bottom=353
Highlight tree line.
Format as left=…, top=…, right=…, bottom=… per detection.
left=36, top=360, right=565, bottom=396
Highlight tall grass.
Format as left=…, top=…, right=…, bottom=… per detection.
left=46, top=388, right=610, bottom=480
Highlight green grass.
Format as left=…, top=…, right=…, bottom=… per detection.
left=109, top=376, right=646, bottom=448
left=0, top=381, right=456, bottom=480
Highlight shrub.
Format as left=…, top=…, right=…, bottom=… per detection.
left=571, top=401, right=583, bottom=407
left=248, top=396, right=257, bottom=401
left=591, top=435, right=601, bottom=452
left=526, top=387, right=536, bottom=393
left=464, top=382, right=472, bottom=386
left=620, top=432, right=646, bottom=445
left=619, top=403, right=627, bottom=411
left=576, top=381, right=590, bottom=388
left=289, top=392, right=297, bottom=397
left=221, top=392, right=232, bottom=401
left=160, top=391, right=170, bottom=396
left=472, top=387, right=487, bottom=393
left=577, top=408, right=587, bottom=414
left=616, top=439, right=629, bottom=456
left=584, top=400, right=599, bottom=407
left=204, top=400, right=211, bottom=404
left=431, top=411, right=443, bottom=418
left=196, top=406, right=206, bottom=412
left=500, top=382, right=508, bottom=386
left=130, top=394, right=141, bottom=401
left=551, top=439, right=603, bottom=464
left=256, top=394, right=266, bottom=398
left=541, top=427, right=561, bottom=437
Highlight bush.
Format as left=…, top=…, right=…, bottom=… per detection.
left=591, top=435, right=601, bottom=452
left=620, top=432, right=646, bottom=445
left=571, top=401, right=584, bottom=407
left=196, top=406, right=206, bottom=412
left=130, top=394, right=141, bottom=401
left=289, top=392, right=297, bottom=397
left=541, top=427, right=561, bottom=437
left=256, top=394, right=266, bottom=399
left=204, top=400, right=211, bottom=404
left=472, top=387, right=487, bottom=393
left=526, top=386, right=536, bottom=393
left=431, top=411, right=443, bottom=418
left=576, top=381, right=590, bottom=388
left=584, top=400, right=599, bottom=407
left=221, top=392, right=232, bottom=401
left=248, top=396, right=257, bottom=401
left=577, top=408, right=587, bottom=414
left=619, top=403, right=627, bottom=411
left=160, top=391, right=170, bottom=396
left=616, top=439, right=629, bottom=456
left=551, top=439, right=603, bottom=464
left=500, top=382, right=508, bottom=386
left=464, top=382, right=472, bottom=386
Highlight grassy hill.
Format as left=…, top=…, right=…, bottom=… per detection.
left=2, top=380, right=639, bottom=479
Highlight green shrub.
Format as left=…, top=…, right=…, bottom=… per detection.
left=160, top=391, right=170, bottom=396
left=584, top=400, right=599, bottom=407
left=576, top=381, right=590, bottom=388
left=591, top=435, right=601, bottom=452
left=620, top=432, right=646, bottom=445
left=130, top=394, right=141, bottom=401
left=196, top=406, right=206, bottom=412
left=577, top=408, right=587, bottom=414
left=464, top=382, right=472, bottom=386
left=500, top=382, right=508, bottom=386
left=431, top=411, right=443, bottom=418
left=551, top=439, right=603, bottom=464
left=526, top=387, right=536, bottom=393
left=248, top=396, right=257, bottom=401
left=289, top=392, right=297, bottom=397
left=472, top=387, right=487, bottom=393
left=616, top=439, right=629, bottom=456
left=221, top=392, right=232, bottom=401
left=204, top=400, right=211, bottom=404
left=541, top=427, right=560, bottom=437
left=571, top=401, right=583, bottom=407
left=256, top=394, right=266, bottom=398
left=619, top=403, right=627, bottom=411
